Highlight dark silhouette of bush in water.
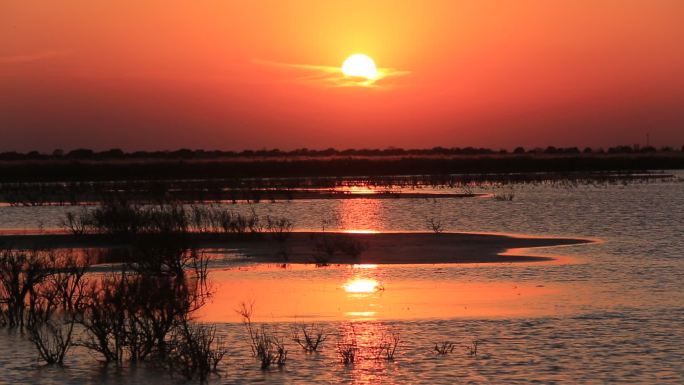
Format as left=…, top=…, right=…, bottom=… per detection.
left=0, top=250, right=90, bottom=364
left=292, top=323, right=328, bottom=353
left=237, top=301, right=288, bottom=369
left=167, top=322, right=228, bottom=382
left=0, top=249, right=52, bottom=329
left=76, top=244, right=216, bottom=368
left=26, top=253, right=90, bottom=365
left=0, top=246, right=225, bottom=382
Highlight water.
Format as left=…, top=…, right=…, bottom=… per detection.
left=1, top=174, right=683, bottom=384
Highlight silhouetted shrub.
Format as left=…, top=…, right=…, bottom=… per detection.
left=373, top=331, right=400, bottom=361
left=237, top=302, right=287, bottom=369
left=167, top=321, right=227, bottom=382
left=292, top=323, right=327, bottom=353
left=434, top=341, right=456, bottom=355
left=336, top=326, right=358, bottom=365
left=0, top=249, right=51, bottom=329
left=426, top=217, right=444, bottom=233
left=266, top=216, right=294, bottom=243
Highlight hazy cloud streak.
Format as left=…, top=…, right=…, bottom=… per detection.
left=253, top=59, right=410, bottom=88
left=0, top=50, right=71, bottom=64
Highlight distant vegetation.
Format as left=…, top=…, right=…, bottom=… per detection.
left=2, top=144, right=682, bottom=162
left=0, top=170, right=675, bottom=206
left=0, top=146, right=683, bottom=184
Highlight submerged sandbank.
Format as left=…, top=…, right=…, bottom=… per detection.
left=0, top=231, right=592, bottom=264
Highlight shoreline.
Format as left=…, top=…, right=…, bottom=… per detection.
left=0, top=231, right=593, bottom=265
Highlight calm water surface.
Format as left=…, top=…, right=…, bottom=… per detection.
left=0, top=174, right=683, bottom=384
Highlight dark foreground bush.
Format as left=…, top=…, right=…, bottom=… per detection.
left=0, top=246, right=225, bottom=382
left=168, top=322, right=228, bottom=382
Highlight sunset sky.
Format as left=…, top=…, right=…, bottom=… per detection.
left=2, top=1, right=683, bottom=152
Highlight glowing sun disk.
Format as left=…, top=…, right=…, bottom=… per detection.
left=341, top=54, right=378, bottom=80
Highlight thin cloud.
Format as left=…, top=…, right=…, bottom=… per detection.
left=253, top=59, right=410, bottom=88
left=0, top=50, right=71, bottom=64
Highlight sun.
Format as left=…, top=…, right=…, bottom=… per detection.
left=341, top=54, right=379, bottom=80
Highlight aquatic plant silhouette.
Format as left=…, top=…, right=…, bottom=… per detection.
left=167, top=322, right=228, bottom=382
left=434, top=341, right=456, bottom=355
left=372, top=331, right=400, bottom=361
left=292, top=323, right=328, bottom=353
left=0, top=243, right=224, bottom=380
left=237, top=301, right=288, bottom=369
left=0, top=249, right=52, bottom=329
left=426, top=217, right=445, bottom=233
left=336, top=326, right=358, bottom=365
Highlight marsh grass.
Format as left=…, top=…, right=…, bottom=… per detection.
left=60, top=199, right=294, bottom=240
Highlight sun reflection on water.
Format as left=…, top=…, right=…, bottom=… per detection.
left=343, top=278, right=381, bottom=294
left=337, top=198, right=384, bottom=233
left=336, top=321, right=401, bottom=383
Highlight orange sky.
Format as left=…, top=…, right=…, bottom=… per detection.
left=2, top=1, right=683, bottom=151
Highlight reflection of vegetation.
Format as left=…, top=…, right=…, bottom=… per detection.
left=0, top=246, right=224, bottom=383
left=311, top=233, right=367, bottom=266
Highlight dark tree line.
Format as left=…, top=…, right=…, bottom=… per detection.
left=1, top=144, right=682, bottom=161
